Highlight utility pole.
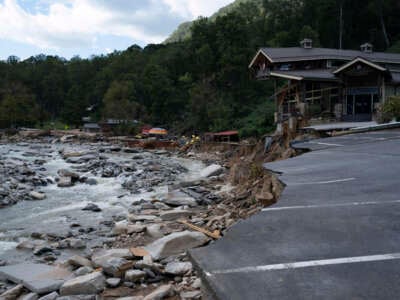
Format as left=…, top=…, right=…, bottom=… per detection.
left=339, top=0, right=343, bottom=49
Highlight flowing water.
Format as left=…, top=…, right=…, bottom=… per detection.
left=0, top=142, right=205, bottom=263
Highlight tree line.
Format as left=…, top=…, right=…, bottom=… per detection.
left=0, top=0, right=399, bottom=136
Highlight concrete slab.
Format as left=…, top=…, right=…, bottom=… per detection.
left=0, top=263, right=73, bottom=294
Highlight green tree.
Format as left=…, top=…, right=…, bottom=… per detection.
left=102, top=80, right=144, bottom=121
left=0, top=83, right=39, bottom=128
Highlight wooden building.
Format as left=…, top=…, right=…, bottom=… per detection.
left=249, top=40, right=400, bottom=129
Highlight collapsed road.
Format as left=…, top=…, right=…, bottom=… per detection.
left=190, top=129, right=400, bottom=300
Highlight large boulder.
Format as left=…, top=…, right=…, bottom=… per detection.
left=143, top=284, right=174, bottom=300
left=96, top=257, right=133, bottom=277
left=57, top=177, right=73, bottom=188
left=125, top=269, right=146, bottom=282
left=0, top=263, right=72, bottom=294
left=165, top=261, right=192, bottom=275
left=29, top=191, right=46, bottom=200
left=67, top=255, right=93, bottom=268
left=59, top=272, right=105, bottom=296
left=144, top=231, right=208, bottom=260
left=57, top=169, right=80, bottom=181
left=91, top=249, right=133, bottom=266
left=163, top=191, right=198, bottom=207
left=81, top=203, right=101, bottom=212
left=200, top=164, right=223, bottom=178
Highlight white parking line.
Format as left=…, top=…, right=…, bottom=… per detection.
left=262, top=199, right=400, bottom=211
left=209, top=253, right=400, bottom=275
left=310, top=142, right=344, bottom=146
left=290, top=177, right=355, bottom=185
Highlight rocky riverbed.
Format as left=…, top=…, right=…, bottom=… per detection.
left=0, top=135, right=283, bottom=299
left=0, top=139, right=229, bottom=299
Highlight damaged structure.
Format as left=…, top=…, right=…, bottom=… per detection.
left=249, top=39, right=400, bottom=130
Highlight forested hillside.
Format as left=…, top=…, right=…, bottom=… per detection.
left=0, top=0, right=399, bottom=136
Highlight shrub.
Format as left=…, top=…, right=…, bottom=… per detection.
left=382, top=96, right=400, bottom=122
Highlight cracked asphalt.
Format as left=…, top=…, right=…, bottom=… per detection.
left=190, top=129, right=400, bottom=300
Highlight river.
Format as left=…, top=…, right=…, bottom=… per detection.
left=0, top=142, right=205, bottom=264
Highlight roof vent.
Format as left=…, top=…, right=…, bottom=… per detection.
left=300, top=38, right=313, bottom=49
left=360, top=43, right=373, bottom=53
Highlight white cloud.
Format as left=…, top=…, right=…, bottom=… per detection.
left=161, top=0, right=234, bottom=18
left=0, top=0, right=233, bottom=52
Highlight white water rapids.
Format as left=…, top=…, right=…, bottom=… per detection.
left=0, top=142, right=205, bottom=263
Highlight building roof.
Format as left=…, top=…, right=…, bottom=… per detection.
left=212, top=130, right=239, bottom=136
left=250, top=47, right=400, bottom=66
left=270, top=69, right=339, bottom=81
left=83, top=123, right=100, bottom=129
left=333, top=57, right=387, bottom=74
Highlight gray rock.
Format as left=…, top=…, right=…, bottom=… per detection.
left=125, top=270, right=146, bottom=283
left=165, top=261, right=192, bottom=275
left=163, top=191, right=198, bottom=207
left=116, top=297, right=143, bottom=300
left=57, top=177, right=73, bottom=188
left=0, top=284, right=24, bottom=300
left=112, top=220, right=129, bottom=235
left=84, top=178, right=97, bottom=186
left=74, top=267, right=93, bottom=277
left=191, top=278, right=202, bottom=289
left=127, top=224, right=146, bottom=234
left=57, top=169, right=79, bottom=179
left=38, top=291, right=58, bottom=300
left=29, top=191, right=46, bottom=200
left=0, top=264, right=71, bottom=294
left=81, top=203, right=101, bottom=212
left=143, top=284, right=174, bottom=300
left=127, top=215, right=158, bottom=222
left=60, top=135, right=75, bottom=143
left=60, top=272, right=105, bottom=296
left=33, top=245, right=53, bottom=256
left=180, top=290, right=201, bottom=300
left=134, top=256, right=155, bottom=270
left=199, top=164, right=223, bottom=178
left=20, top=292, right=39, bottom=300
left=57, top=296, right=95, bottom=300
left=159, top=210, right=194, bottom=221
left=105, top=278, right=121, bottom=288
left=67, top=238, right=86, bottom=249
left=17, top=240, right=43, bottom=250
left=146, top=224, right=164, bottom=239
left=67, top=255, right=93, bottom=268
left=97, top=257, right=133, bottom=277
left=122, top=148, right=140, bottom=153
left=91, top=249, right=133, bottom=267
left=144, top=231, right=208, bottom=260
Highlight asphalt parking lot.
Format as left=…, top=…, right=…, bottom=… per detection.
left=190, top=129, right=400, bottom=300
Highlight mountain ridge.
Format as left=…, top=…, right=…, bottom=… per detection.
left=164, top=0, right=263, bottom=44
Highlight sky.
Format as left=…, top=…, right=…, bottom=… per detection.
left=0, top=0, right=234, bottom=60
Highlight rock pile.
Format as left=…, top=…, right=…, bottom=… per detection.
left=0, top=146, right=51, bottom=208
